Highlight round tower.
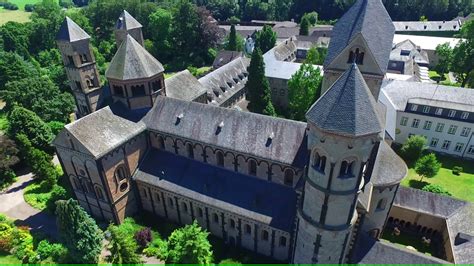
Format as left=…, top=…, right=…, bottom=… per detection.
left=293, top=64, right=383, bottom=263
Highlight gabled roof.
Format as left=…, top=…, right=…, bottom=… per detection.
left=116, top=10, right=142, bottom=30
left=56, top=17, right=90, bottom=42
left=324, top=0, right=395, bottom=73
left=306, top=63, right=382, bottom=137
left=106, top=35, right=164, bottom=81
left=165, top=70, right=208, bottom=101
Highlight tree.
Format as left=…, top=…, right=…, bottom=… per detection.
left=415, top=153, right=441, bottom=182
left=0, top=51, right=39, bottom=89
left=29, top=0, right=65, bottom=54
left=255, top=25, right=276, bottom=54
left=299, top=16, right=310, bottom=36
left=107, top=224, right=142, bottom=264
left=167, top=221, right=213, bottom=264
left=56, top=199, right=103, bottom=263
left=450, top=20, right=474, bottom=87
left=149, top=8, right=172, bottom=59
left=287, top=64, right=323, bottom=121
left=7, top=106, right=54, bottom=151
left=400, top=135, right=427, bottom=163
left=0, top=22, right=32, bottom=58
left=196, top=6, right=220, bottom=62
left=303, top=11, right=318, bottom=25
left=227, top=24, right=238, bottom=51
left=305, top=47, right=323, bottom=65
left=0, top=135, right=20, bottom=189
left=246, top=48, right=274, bottom=115
left=434, top=43, right=453, bottom=81
left=274, top=0, right=292, bottom=21
left=422, top=184, right=452, bottom=196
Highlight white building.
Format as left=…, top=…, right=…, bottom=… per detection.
left=380, top=80, right=474, bottom=159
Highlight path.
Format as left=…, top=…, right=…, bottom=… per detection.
left=0, top=171, right=58, bottom=239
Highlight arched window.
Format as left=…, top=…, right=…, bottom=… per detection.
left=181, top=202, right=188, bottom=213
left=95, top=186, right=104, bottom=200
left=245, top=224, right=251, bottom=234
left=313, top=152, right=326, bottom=173
left=348, top=48, right=364, bottom=64
left=197, top=208, right=203, bottom=217
left=216, top=151, right=224, bottom=166
left=230, top=219, right=235, bottom=229
left=168, top=197, right=174, bottom=208
left=157, top=136, right=165, bottom=149
left=213, top=213, right=219, bottom=223
left=186, top=143, right=194, bottom=159
left=279, top=236, right=287, bottom=247
left=142, top=188, right=148, bottom=199
left=115, top=166, right=128, bottom=181
left=155, top=193, right=161, bottom=202
left=262, top=230, right=269, bottom=241
left=347, top=50, right=355, bottom=63
left=284, top=169, right=294, bottom=186
left=339, top=161, right=355, bottom=177
left=72, top=177, right=82, bottom=191
left=249, top=159, right=257, bottom=176
left=377, top=198, right=387, bottom=211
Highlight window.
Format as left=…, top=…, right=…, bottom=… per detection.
left=448, top=110, right=456, bottom=118
left=442, top=140, right=451, bottom=150
left=313, top=152, right=326, bottom=173
left=230, top=219, right=235, bottom=229
left=113, top=86, right=124, bottom=97
left=454, top=143, right=464, bottom=153
left=422, top=106, right=430, bottom=113
left=436, top=108, right=443, bottom=115
left=181, top=202, right=188, bottom=213
left=468, top=145, right=474, bottom=154
left=448, top=125, right=458, bottom=135
left=95, top=186, right=104, bottom=200
left=115, top=166, right=127, bottom=181
left=348, top=48, right=364, bottom=64
left=152, top=81, right=162, bottom=93
left=435, top=123, right=445, bottom=132
left=411, top=104, right=418, bottom=111
left=168, top=198, right=174, bottom=208
left=155, top=193, right=161, bottom=202
left=249, top=160, right=257, bottom=176
left=376, top=198, right=387, bottom=211
left=279, top=89, right=285, bottom=96
left=157, top=136, right=165, bottom=149
left=131, top=85, right=146, bottom=97
left=142, top=188, right=148, bottom=199
left=216, top=151, right=224, bottom=167
left=244, top=224, right=251, bottom=234
left=80, top=54, right=88, bottom=63
left=67, top=55, right=74, bottom=66
left=213, top=213, right=219, bottom=223
left=339, top=161, right=355, bottom=178
left=412, top=119, right=420, bottom=128
left=198, top=208, right=203, bottom=217
left=400, top=117, right=408, bottom=126
left=262, top=230, right=269, bottom=241
left=279, top=236, right=287, bottom=247
left=430, top=138, right=439, bottom=148
left=461, top=112, right=469, bottom=120
left=119, top=182, right=128, bottom=192
left=186, top=143, right=194, bottom=159
left=461, top=127, right=471, bottom=137
left=75, top=81, right=82, bottom=91
left=423, top=121, right=432, bottom=130
left=284, top=169, right=294, bottom=186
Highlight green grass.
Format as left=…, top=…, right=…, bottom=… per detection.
left=428, top=71, right=461, bottom=87
left=400, top=154, right=474, bottom=202
left=0, top=251, right=21, bottom=264
left=0, top=110, right=8, bottom=132
left=7, top=0, right=57, bottom=10
left=164, top=72, right=177, bottom=79
left=381, top=230, right=433, bottom=256
left=0, top=8, right=31, bottom=25
left=23, top=181, right=54, bottom=210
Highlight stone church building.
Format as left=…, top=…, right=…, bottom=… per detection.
left=53, top=1, right=473, bottom=264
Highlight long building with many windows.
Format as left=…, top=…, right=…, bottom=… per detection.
left=380, top=80, right=474, bottom=159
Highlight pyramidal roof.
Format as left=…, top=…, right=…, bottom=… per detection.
left=306, top=64, right=383, bottom=137
left=56, top=17, right=90, bottom=42
left=324, top=0, right=395, bottom=73
left=116, top=10, right=142, bottom=30
left=106, top=35, right=164, bottom=81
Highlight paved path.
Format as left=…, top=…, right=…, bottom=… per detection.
left=0, top=172, right=58, bottom=239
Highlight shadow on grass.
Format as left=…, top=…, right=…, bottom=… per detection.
left=408, top=179, right=429, bottom=189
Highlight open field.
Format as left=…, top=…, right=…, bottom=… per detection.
left=0, top=8, right=31, bottom=25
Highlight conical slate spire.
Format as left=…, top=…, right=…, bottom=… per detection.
left=56, top=17, right=90, bottom=42
left=306, top=63, right=382, bottom=137
left=324, top=0, right=395, bottom=73
left=116, top=10, right=142, bottom=30
left=106, top=35, right=164, bottom=81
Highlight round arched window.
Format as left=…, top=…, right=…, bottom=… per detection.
left=119, top=182, right=128, bottom=192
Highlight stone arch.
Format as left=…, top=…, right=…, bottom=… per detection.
left=248, top=158, right=257, bottom=176
left=376, top=198, right=387, bottom=210
left=388, top=217, right=394, bottom=223
left=69, top=175, right=82, bottom=191
left=71, top=156, right=85, bottom=177
left=94, top=185, right=105, bottom=200
left=338, top=156, right=358, bottom=178
left=284, top=168, right=294, bottom=186
left=175, top=139, right=186, bottom=156
left=311, top=148, right=329, bottom=174
left=215, top=150, right=225, bottom=167
left=85, top=160, right=100, bottom=183
left=185, top=142, right=194, bottom=159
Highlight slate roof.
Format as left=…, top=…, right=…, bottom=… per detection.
left=306, top=63, right=383, bottom=137
left=165, top=70, right=208, bottom=102
left=116, top=10, right=142, bottom=30
left=61, top=106, right=146, bottom=159
left=106, top=35, right=164, bottom=81
left=446, top=204, right=474, bottom=264
left=133, top=149, right=298, bottom=231
left=390, top=39, right=429, bottom=65
left=212, top=50, right=243, bottom=69
left=142, top=96, right=308, bottom=167
left=56, top=17, right=90, bottom=42
left=393, top=21, right=460, bottom=32
left=370, top=141, right=407, bottom=186
left=324, top=0, right=395, bottom=73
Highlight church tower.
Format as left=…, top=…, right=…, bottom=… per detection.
left=293, top=64, right=383, bottom=264
left=322, top=0, right=395, bottom=100
left=115, top=10, right=144, bottom=47
left=56, top=17, right=102, bottom=118
left=106, top=35, right=165, bottom=111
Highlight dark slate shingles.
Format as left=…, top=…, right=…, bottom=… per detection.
left=165, top=70, right=208, bottom=102
left=56, top=17, right=90, bottom=42
left=371, top=141, right=407, bottom=186
left=324, top=0, right=395, bottom=73
left=134, top=149, right=297, bottom=231
left=306, top=63, right=382, bottom=137
left=116, top=10, right=142, bottom=30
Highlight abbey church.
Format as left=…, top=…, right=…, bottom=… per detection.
left=53, top=0, right=473, bottom=264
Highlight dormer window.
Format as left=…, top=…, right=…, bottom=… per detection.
left=448, top=110, right=456, bottom=118
left=422, top=106, right=430, bottom=113
left=461, top=112, right=469, bottom=120
left=411, top=104, right=418, bottom=111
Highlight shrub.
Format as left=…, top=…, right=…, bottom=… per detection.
left=452, top=166, right=463, bottom=175
left=24, top=4, right=35, bottom=12
left=219, top=258, right=242, bottom=265
left=0, top=223, right=14, bottom=252
left=11, top=227, right=34, bottom=261
left=36, top=240, right=68, bottom=262
left=143, top=238, right=168, bottom=260
left=135, top=227, right=153, bottom=249
left=46, top=185, right=67, bottom=213
left=3, top=2, right=19, bottom=10
left=422, top=184, right=452, bottom=196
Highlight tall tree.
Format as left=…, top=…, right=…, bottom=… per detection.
left=107, top=224, right=142, bottom=264
left=56, top=199, right=103, bottom=263
left=287, top=64, right=323, bottom=121
left=246, top=48, right=275, bottom=115
left=0, top=51, right=39, bottom=89
left=167, top=221, right=213, bottom=264
left=227, top=24, right=238, bottom=51
left=415, top=153, right=441, bottom=182
left=400, top=135, right=427, bottom=163
left=434, top=43, right=453, bottom=81
left=0, top=135, right=20, bottom=189
left=255, top=25, right=276, bottom=54
left=149, top=8, right=173, bottom=59
left=451, top=20, right=474, bottom=87
left=299, top=16, right=310, bottom=36
left=0, top=22, right=32, bottom=58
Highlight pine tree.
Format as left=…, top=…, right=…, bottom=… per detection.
left=246, top=48, right=274, bottom=115
left=227, top=24, right=237, bottom=51
left=299, top=16, right=310, bottom=36
left=107, top=224, right=142, bottom=264
left=167, top=221, right=213, bottom=264
left=56, top=199, right=103, bottom=263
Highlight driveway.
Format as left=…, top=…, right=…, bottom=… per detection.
left=0, top=172, right=58, bottom=239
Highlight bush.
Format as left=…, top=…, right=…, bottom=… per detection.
left=219, top=258, right=242, bottom=265
left=11, top=227, right=34, bottom=262
left=47, top=121, right=65, bottom=136
left=59, top=0, right=74, bottom=8
left=143, top=238, right=168, bottom=260
left=24, top=4, right=34, bottom=12
left=0, top=223, right=14, bottom=252
left=135, top=227, right=153, bottom=249
left=422, top=184, right=452, bottom=196
left=452, top=166, right=463, bottom=175
left=36, top=240, right=68, bottom=263
left=3, top=2, right=19, bottom=10
left=0, top=168, right=16, bottom=190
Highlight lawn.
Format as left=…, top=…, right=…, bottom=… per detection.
left=381, top=230, right=433, bottom=256
left=0, top=110, right=8, bottom=132
left=400, top=154, right=474, bottom=202
left=0, top=8, right=31, bottom=25
left=428, top=70, right=461, bottom=87
left=8, top=0, right=56, bottom=9
left=0, top=252, right=21, bottom=264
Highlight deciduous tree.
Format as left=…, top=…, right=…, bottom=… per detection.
left=415, top=153, right=441, bottom=182
left=167, top=221, right=213, bottom=264
left=400, top=135, right=427, bottom=163
left=287, top=63, right=322, bottom=121
left=107, top=224, right=142, bottom=264
left=255, top=25, right=276, bottom=54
